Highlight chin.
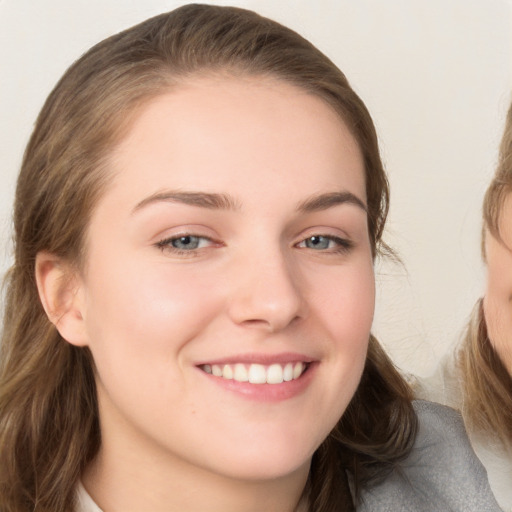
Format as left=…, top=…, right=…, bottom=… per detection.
left=219, top=456, right=311, bottom=483
left=204, top=434, right=318, bottom=482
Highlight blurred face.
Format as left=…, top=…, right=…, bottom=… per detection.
left=77, top=76, right=374, bottom=483
left=483, top=192, right=512, bottom=373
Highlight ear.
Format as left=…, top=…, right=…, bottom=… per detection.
left=35, top=251, right=89, bottom=347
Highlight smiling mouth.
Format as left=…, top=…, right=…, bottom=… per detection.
left=199, top=362, right=309, bottom=384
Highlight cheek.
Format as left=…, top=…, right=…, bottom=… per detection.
left=82, top=258, right=225, bottom=364
left=302, top=256, right=375, bottom=406
left=81, top=260, right=229, bottom=428
left=483, top=294, right=512, bottom=369
left=313, top=259, right=375, bottom=341
left=484, top=241, right=512, bottom=369
left=307, top=260, right=374, bottom=435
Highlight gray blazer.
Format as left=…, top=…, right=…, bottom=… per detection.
left=358, top=400, right=502, bottom=511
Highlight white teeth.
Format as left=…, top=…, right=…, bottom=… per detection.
left=202, top=362, right=307, bottom=384
left=283, top=362, right=294, bottom=382
left=223, top=364, right=233, bottom=379
left=248, top=364, right=267, bottom=384
left=233, top=363, right=249, bottom=382
left=293, top=362, right=304, bottom=379
left=266, top=364, right=283, bottom=384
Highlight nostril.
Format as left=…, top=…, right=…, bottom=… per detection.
left=242, top=318, right=272, bottom=327
left=239, top=315, right=301, bottom=332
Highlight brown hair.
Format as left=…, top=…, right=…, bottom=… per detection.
left=457, top=300, right=512, bottom=446
left=457, top=101, right=512, bottom=448
left=0, top=5, right=416, bottom=511
left=483, top=102, right=512, bottom=245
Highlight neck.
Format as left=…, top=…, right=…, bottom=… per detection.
left=83, top=452, right=309, bottom=512
left=82, top=410, right=310, bottom=512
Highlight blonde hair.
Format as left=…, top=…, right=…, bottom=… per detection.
left=0, top=5, right=416, bottom=511
left=457, top=101, right=512, bottom=447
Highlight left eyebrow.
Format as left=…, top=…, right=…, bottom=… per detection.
left=132, top=191, right=241, bottom=213
left=296, top=192, right=367, bottom=213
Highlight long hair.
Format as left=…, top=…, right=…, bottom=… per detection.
left=457, top=102, right=512, bottom=450
left=457, top=300, right=512, bottom=447
left=483, top=101, right=512, bottom=245
left=0, top=5, right=416, bottom=511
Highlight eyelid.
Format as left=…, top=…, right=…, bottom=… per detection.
left=156, top=234, right=212, bottom=248
left=151, top=223, right=219, bottom=245
left=295, top=233, right=354, bottom=253
left=154, top=230, right=222, bottom=257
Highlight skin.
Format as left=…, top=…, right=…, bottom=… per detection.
left=483, top=192, right=512, bottom=374
left=37, top=76, right=375, bottom=511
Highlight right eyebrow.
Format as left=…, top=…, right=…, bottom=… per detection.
left=132, top=190, right=241, bottom=214
left=296, top=191, right=367, bottom=213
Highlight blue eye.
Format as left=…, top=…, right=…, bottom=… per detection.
left=304, top=235, right=332, bottom=250
left=297, top=235, right=352, bottom=252
left=156, top=234, right=213, bottom=254
left=171, top=235, right=203, bottom=250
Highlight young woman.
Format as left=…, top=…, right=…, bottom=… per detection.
left=418, top=101, right=512, bottom=510
left=0, top=4, right=499, bottom=511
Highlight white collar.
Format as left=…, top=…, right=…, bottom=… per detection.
left=75, top=481, right=103, bottom=512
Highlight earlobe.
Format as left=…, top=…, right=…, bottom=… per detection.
left=35, top=251, right=88, bottom=347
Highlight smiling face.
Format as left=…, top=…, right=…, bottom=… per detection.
left=484, top=193, right=512, bottom=373
left=68, top=76, right=374, bottom=493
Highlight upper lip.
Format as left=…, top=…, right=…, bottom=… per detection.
left=195, top=352, right=317, bottom=366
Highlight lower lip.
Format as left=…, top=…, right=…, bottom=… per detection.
left=198, top=363, right=317, bottom=402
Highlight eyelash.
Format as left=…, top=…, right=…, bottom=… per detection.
left=155, top=233, right=353, bottom=256
left=295, top=235, right=353, bottom=254
left=155, top=234, right=216, bottom=256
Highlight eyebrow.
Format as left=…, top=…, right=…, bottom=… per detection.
left=132, top=191, right=241, bottom=213
left=296, top=191, right=367, bottom=213
left=132, top=190, right=366, bottom=214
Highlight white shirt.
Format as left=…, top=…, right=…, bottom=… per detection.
left=75, top=481, right=103, bottom=512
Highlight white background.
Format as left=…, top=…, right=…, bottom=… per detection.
left=1, top=0, right=511, bottom=377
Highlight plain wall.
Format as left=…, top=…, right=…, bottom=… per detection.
left=1, top=0, right=511, bottom=377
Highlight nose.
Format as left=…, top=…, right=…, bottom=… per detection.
left=227, top=248, right=305, bottom=332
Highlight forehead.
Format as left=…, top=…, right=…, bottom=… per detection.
left=105, top=75, right=366, bottom=205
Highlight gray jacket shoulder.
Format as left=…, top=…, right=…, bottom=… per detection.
left=357, top=400, right=501, bottom=512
